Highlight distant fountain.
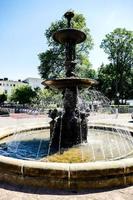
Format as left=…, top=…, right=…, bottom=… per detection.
left=42, top=11, right=96, bottom=149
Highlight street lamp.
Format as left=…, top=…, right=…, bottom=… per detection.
left=116, top=92, right=120, bottom=108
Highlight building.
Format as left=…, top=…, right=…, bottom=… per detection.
left=23, top=77, right=44, bottom=90
left=0, top=78, right=27, bottom=96
left=0, top=77, right=44, bottom=96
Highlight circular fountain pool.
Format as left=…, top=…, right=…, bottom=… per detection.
left=0, top=126, right=133, bottom=190
left=0, top=127, right=133, bottom=162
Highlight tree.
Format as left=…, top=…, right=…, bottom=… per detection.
left=37, top=89, right=62, bottom=108
left=100, top=28, right=133, bottom=104
left=10, top=85, right=37, bottom=105
left=0, top=93, right=7, bottom=105
left=97, top=63, right=118, bottom=101
left=38, top=11, right=95, bottom=79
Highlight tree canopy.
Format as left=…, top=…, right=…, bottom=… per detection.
left=99, top=28, right=133, bottom=103
left=38, top=11, right=96, bottom=79
left=36, top=88, right=62, bottom=108
left=0, top=93, right=7, bottom=105
left=10, top=85, right=37, bottom=105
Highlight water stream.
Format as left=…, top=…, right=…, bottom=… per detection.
left=0, top=127, right=133, bottom=162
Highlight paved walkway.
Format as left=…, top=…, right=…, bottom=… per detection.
left=0, top=113, right=133, bottom=200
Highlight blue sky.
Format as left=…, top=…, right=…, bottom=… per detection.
left=0, top=0, right=132, bottom=80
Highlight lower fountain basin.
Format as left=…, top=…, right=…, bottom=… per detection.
left=0, top=127, right=133, bottom=162
left=0, top=125, right=133, bottom=190
left=42, top=78, right=97, bottom=90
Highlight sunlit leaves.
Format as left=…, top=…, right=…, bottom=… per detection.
left=38, top=12, right=94, bottom=79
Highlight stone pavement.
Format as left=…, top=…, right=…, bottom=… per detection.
left=0, top=113, right=133, bottom=200
left=89, top=113, right=133, bottom=130
left=0, top=182, right=133, bottom=200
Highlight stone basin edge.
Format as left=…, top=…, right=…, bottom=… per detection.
left=0, top=124, right=133, bottom=189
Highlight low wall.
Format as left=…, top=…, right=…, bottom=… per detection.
left=111, top=105, right=133, bottom=113
left=0, top=155, right=133, bottom=190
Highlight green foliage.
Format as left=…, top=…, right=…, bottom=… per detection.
left=0, top=93, right=7, bottom=105
left=38, top=11, right=95, bottom=79
left=0, top=110, right=9, bottom=116
left=99, top=28, right=133, bottom=103
left=97, top=63, right=116, bottom=100
left=100, top=28, right=133, bottom=66
left=37, top=89, right=62, bottom=108
left=10, top=85, right=37, bottom=105
left=76, top=54, right=96, bottom=78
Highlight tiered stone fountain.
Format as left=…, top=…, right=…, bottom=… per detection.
left=42, top=11, right=96, bottom=150
left=0, top=11, right=133, bottom=191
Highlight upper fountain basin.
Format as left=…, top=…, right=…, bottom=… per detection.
left=42, top=78, right=97, bottom=90
left=53, top=28, right=86, bottom=44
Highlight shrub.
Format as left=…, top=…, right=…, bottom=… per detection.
left=0, top=110, right=9, bottom=116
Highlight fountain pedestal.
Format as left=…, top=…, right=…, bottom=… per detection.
left=50, top=87, right=88, bottom=149
left=42, top=11, right=96, bottom=150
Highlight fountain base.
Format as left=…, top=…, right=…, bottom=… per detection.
left=50, top=111, right=88, bottom=150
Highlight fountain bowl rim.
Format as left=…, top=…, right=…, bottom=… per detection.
left=53, top=28, right=86, bottom=44
left=42, top=77, right=98, bottom=90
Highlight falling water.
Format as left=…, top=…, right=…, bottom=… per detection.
left=58, top=111, right=63, bottom=154
left=36, top=138, right=43, bottom=159
left=79, top=89, right=115, bottom=116
left=76, top=86, right=84, bottom=161
left=0, top=126, right=133, bottom=162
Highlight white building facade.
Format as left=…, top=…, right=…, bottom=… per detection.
left=23, top=77, right=44, bottom=90
left=0, top=78, right=27, bottom=96
left=0, top=77, right=44, bottom=96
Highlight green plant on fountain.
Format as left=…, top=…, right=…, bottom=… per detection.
left=42, top=11, right=96, bottom=150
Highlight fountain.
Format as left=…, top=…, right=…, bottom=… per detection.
left=0, top=11, right=133, bottom=190
left=42, top=11, right=96, bottom=150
